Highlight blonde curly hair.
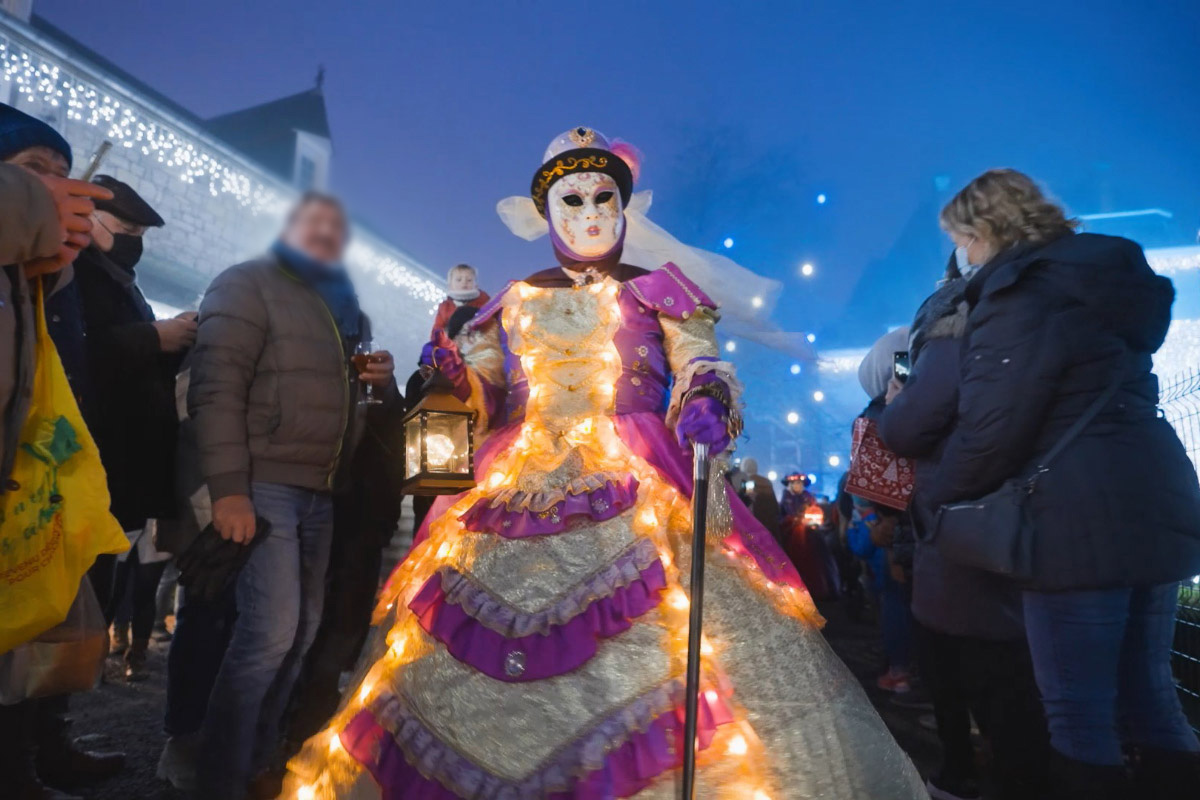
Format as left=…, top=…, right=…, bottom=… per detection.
left=940, top=169, right=1078, bottom=257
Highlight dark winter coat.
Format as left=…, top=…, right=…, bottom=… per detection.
left=73, top=245, right=181, bottom=530
left=879, top=279, right=1024, bottom=639
left=188, top=254, right=388, bottom=502
left=927, top=232, right=1200, bottom=591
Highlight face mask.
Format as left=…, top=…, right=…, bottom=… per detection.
left=106, top=233, right=144, bottom=270
left=547, top=172, right=625, bottom=260
left=954, top=243, right=983, bottom=279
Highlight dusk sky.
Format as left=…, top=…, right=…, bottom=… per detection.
left=41, top=0, right=1200, bottom=347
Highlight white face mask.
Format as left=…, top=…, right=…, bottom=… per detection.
left=955, top=239, right=981, bottom=278
left=547, top=172, right=624, bottom=260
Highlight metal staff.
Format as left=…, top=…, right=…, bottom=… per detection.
left=681, top=441, right=711, bottom=799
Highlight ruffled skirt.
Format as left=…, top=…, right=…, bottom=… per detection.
left=284, top=412, right=926, bottom=799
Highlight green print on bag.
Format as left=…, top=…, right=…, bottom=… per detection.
left=1, top=415, right=77, bottom=554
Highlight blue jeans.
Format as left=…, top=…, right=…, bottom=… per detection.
left=1023, top=583, right=1199, bottom=765
left=198, top=483, right=334, bottom=799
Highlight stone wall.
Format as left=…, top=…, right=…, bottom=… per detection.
left=0, top=14, right=443, bottom=354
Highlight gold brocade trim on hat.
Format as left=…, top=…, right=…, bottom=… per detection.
left=531, top=154, right=612, bottom=215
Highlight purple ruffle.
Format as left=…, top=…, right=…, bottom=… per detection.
left=459, top=474, right=640, bottom=539
left=410, top=547, right=666, bottom=682
left=341, top=680, right=734, bottom=800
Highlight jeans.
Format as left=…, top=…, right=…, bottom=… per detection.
left=915, top=622, right=1050, bottom=798
left=109, top=546, right=170, bottom=640
left=198, top=483, right=334, bottom=799
left=879, top=568, right=913, bottom=670
left=164, top=586, right=236, bottom=737
left=1023, top=582, right=1200, bottom=766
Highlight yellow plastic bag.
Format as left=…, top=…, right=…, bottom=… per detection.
left=0, top=281, right=127, bottom=654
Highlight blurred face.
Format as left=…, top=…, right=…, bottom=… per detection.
left=5, top=145, right=69, bottom=178
left=789, top=479, right=807, bottom=494
left=547, top=172, right=624, bottom=259
left=949, top=230, right=992, bottom=267
left=283, top=199, right=347, bottom=265
left=449, top=269, right=477, bottom=292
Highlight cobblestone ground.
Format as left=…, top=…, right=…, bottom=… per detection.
left=69, top=567, right=943, bottom=798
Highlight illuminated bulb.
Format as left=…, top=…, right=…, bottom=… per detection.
left=727, top=732, right=748, bottom=756
left=704, top=689, right=719, bottom=704
left=519, top=314, right=532, bottom=330
left=298, top=785, right=315, bottom=800
left=786, top=412, right=799, bottom=425
left=700, top=637, right=714, bottom=656
left=488, top=471, right=506, bottom=489
left=389, top=637, right=407, bottom=659
left=659, top=550, right=672, bottom=568
left=639, top=508, right=659, bottom=527
left=800, top=262, right=815, bottom=277
left=328, top=733, right=342, bottom=754
left=790, top=363, right=801, bottom=375
left=753, top=792, right=771, bottom=800
left=812, top=390, right=825, bottom=402
left=669, top=590, right=689, bottom=610
left=436, top=541, right=452, bottom=560
left=751, top=296, right=763, bottom=308
left=725, top=341, right=736, bottom=353
left=828, top=455, right=841, bottom=467
left=767, top=470, right=778, bottom=481
left=358, top=682, right=374, bottom=702
left=425, top=433, right=455, bottom=469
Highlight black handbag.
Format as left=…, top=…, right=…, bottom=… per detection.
left=931, top=375, right=1123, bottom=579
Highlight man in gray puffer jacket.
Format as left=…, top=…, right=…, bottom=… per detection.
left=188, top=192, right=396, bottom=800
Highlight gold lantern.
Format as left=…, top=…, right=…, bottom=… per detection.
left=400, top=375, right=476, bottom=495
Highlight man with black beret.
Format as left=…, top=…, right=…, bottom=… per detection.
left=49, top=175, right=195, bottom=684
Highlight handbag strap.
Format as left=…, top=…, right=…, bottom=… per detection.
left=1035, top=369, right=1124, bottom=474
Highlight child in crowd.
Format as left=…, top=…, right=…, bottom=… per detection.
left=431, top=263, right=489, bottom=337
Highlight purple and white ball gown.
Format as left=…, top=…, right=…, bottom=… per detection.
left=283, top=262, right=926, bottom=799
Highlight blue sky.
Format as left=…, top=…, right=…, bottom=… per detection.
left=42, top=0, right=1200, bottom=347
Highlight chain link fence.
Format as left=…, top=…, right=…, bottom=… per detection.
left=1159, top=367, right=1200, bottom=732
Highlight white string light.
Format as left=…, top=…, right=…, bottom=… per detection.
left=0, top=30, right=443, bottom=309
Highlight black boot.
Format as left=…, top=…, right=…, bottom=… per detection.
left=0, top=701, right=83, bottom=800
left=1132, top=747, right=1200, bottom=800
left=33, top=696, right=125, bottom=788
left=1049, top=749, right=1133, bottom=800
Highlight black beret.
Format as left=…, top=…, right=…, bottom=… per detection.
left=92, top=174, right=164, bottom=227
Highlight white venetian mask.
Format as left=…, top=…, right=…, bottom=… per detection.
left=547, top=172, right=625, bottom=260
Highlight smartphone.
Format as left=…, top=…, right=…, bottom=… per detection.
left=893, top=350, right=911, bottom=383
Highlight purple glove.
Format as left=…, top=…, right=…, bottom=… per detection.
left=420, top=331, right=468, bottom=399
left=675, top=395, right=731, bottom=452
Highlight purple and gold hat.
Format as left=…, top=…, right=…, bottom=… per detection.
left=529, top=126, right=638, bottom=217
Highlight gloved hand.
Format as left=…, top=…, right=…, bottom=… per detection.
left=675, top=395, right=731, bottom=453
left=420, top=330, right=469, bottom=398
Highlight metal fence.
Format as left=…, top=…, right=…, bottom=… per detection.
left=1160, top=367, right=1200, bottom=732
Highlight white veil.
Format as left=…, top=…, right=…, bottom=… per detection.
left=496, top=191, right=813, bottom=357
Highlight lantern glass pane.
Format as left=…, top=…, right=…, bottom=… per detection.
left=405, top=415, right=423, bottom=479
left=424, top=411, right=471, bottom=475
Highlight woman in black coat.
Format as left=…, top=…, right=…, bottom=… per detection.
left=929, top=169, right=1200, bottom=797
left=880, top=263, right=1048, bottom=800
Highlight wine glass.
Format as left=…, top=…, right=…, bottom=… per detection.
left=354, top=341, right=383, bottom=406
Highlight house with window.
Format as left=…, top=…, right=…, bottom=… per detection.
left=0, top=3, right=442, bottom=352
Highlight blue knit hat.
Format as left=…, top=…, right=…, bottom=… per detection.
left=0, top=103, right=72, bottom=168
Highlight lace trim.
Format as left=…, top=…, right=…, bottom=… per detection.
left=476, top=470, right=632, bottom=514
left=342, top=677, right=734, bottom=799
left=431, top=538, right=662, bottom=638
